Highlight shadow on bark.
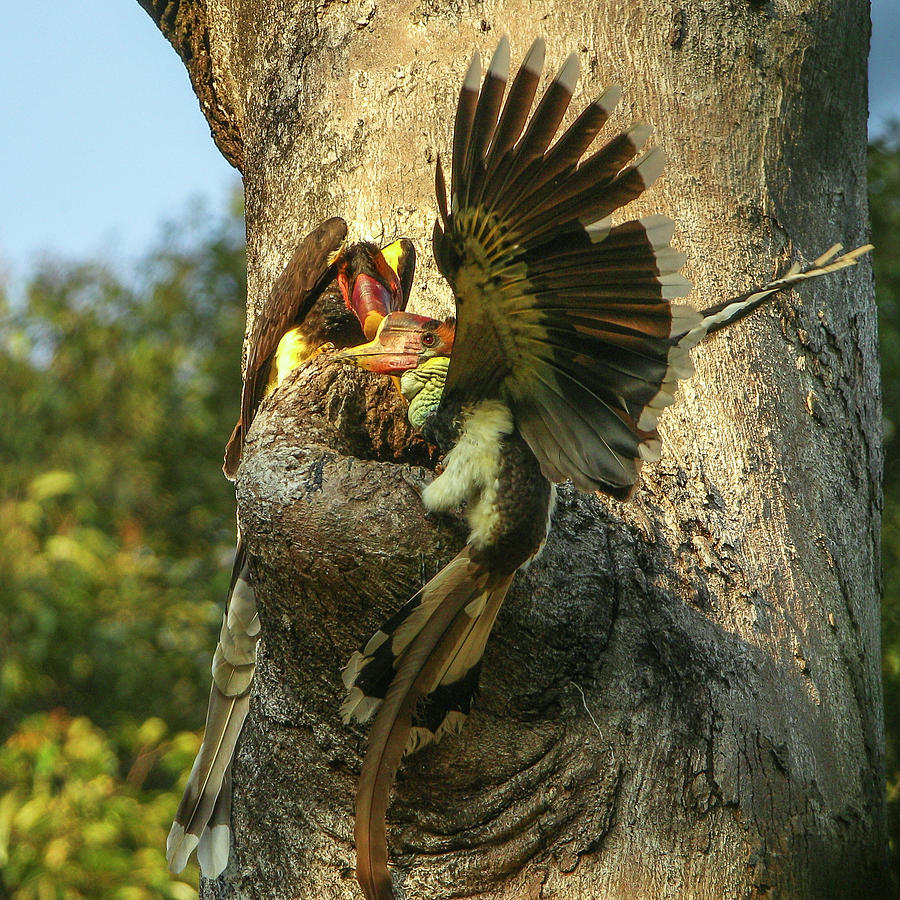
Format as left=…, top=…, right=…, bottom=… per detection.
left=213, top=354, right=887, bottom=900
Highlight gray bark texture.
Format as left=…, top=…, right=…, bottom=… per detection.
left=140, top=1, right=887, bottom=897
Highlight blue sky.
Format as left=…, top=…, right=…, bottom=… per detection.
left=0, top=3, right=237, bottom=279
left=1, top=1, right=897, bottom=281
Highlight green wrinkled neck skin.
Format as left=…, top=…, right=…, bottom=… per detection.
left=400, top=356, right=450, bottom=430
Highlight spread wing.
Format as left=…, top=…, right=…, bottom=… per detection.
left=433, top=39, right=696, bottom=496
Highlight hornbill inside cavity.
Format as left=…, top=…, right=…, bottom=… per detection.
left=166, top=217, right=415, bottom=878
left=336, top=37, right=872, bottom=900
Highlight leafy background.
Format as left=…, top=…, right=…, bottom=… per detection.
left=1, top=129, right=898, bottom=895
left=873, top=123, right=900, bottom=885
left=0, top=198, right=245, bottom=898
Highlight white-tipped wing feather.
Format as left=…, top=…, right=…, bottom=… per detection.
left=166, top=548, right=259, bottom=878
left=432, top=39, right=872, bottom=498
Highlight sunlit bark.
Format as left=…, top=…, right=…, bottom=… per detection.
left=140, top=1, right=886, bottom=896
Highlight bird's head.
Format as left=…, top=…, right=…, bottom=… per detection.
left=335, top=240, right=415, bottom=339
left=335, top=311, right=455, bottom=375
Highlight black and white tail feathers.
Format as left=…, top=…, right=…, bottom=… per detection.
left=341, top=548, right=511, bottom=754
left=346, top=545, right=513, bottom=900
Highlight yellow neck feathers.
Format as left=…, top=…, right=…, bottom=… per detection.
left=264, top=328, right=311, bottom=397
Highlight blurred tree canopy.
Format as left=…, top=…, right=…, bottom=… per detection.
left=0, top=195, right=246, bottom=897
left=0, top=128, right=898, bottom=895
left=871, top=122, right=900, bottom=881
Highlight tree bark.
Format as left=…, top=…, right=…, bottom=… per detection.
left=140, top=1, right=887, bottom=897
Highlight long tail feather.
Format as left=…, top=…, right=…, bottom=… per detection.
left=166, top=543, right=260, bottom=877
left=349, top=548, right=511, bottom=899
left=196, top=766, right=233, bottom=877
left=343, top=549, right=507, bottom=750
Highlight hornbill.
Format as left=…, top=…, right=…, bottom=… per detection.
left=336, top=37, right=872, bottom=900
left=166, top=217, right=415, bottom=878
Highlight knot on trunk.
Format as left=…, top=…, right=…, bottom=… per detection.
left=224, top=355, right=627, bottom=896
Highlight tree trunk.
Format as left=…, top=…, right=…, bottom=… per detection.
left=140, top=1, right=886, bottom=897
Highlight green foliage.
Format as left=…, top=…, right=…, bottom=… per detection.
left=0, top=712, right=200, bottom=899
left=0, top=194, right=246, bottom=896
left=0, top=199, right=246, bottom=735
left=871, top=121, right=900, bottom=882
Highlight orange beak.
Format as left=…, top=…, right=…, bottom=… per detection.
left=335, top=311, right=433, bottom=374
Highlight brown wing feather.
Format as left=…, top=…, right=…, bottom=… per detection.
left=478, top=38, right=545, bottom=203
left=239, top=217, right=347, bottom=451
left=451, top=53, right=482, bottom=205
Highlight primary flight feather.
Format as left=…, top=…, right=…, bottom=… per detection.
left=337, top=36, right=871, bottom=900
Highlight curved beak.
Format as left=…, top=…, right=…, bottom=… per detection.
left=348, top=273, right=398, bottom=340
left=335, top=241, right=417, bottom=340
left=335, top=311, right=432, bottom=374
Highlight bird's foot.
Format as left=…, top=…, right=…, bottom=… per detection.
left=401, top=466, right=432, bottom=497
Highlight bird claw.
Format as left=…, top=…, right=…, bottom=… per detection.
left=401, top=467, right=432, bottom=497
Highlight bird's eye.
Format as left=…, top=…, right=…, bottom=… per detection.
left=422, top=332, right=436, bottom=347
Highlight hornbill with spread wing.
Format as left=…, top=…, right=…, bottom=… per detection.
left=337, top=37, right=871, bottom=900
left=166, top=217, right=415, bottom=877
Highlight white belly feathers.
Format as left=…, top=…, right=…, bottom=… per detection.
left=421, top=400, right=514, bottom=550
